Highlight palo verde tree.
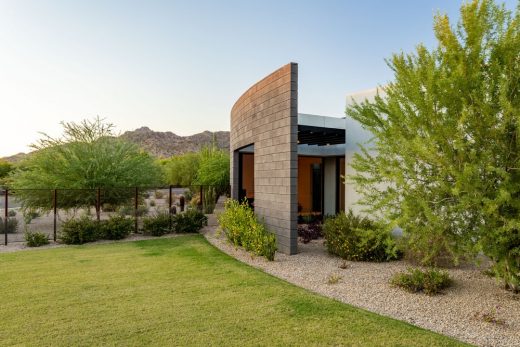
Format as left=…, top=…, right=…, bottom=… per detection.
left=10, top=118, right=163, bottom=216
left=347, top=0, right=520, bottom=291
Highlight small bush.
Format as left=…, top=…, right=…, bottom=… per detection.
left=23, top=210, right=40, bottom=224
left=8, top=210, right=16, bottom=217
left=218, top=199, right=277, bottom=261
left=390, top=268, right=453, bottom=295
left=149, top=199, right=156, bottom=207
left=143, top=212, right=171, bottom=236
left=323, top=210, right=401, bottom=262
left=102, top=203, right=117, bottom=212
left=101, top=215, right=133, bottom=240
left=118, top=205, right=149, bottom=217
left=298, top=222, right=322, bottom=243
left=0, top=217, right=18, bottom=234
left=60, top=216, right=101, bottom=244
left=154, top=190, right=164, bottom=199
left=175, top=209, right=207, bottom=233
left=327, top=274, right=342, bottom=285
left=25, top=230, right=49, bottom=247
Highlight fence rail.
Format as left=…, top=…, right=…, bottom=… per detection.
left=0, top=185, right=227, bottom=245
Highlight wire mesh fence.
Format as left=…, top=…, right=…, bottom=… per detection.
left=0, top=185, right=228, bottom=245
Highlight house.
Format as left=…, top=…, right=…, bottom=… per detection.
left=230, top=62, right=374, bottom=254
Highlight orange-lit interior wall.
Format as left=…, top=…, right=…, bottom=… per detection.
left=241, top=153, right=254, bottom=199
left=298, top=156, right=322, bottom=214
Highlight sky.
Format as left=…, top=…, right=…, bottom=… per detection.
left=0, top=0, right=517, bottom=157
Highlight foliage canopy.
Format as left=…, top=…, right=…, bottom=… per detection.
left=347, top=0, right=520, bottom=291
left=10, top=118, right=162, bottom=212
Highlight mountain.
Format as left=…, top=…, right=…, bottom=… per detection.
left=120, top=127, right=230, bottom=158
left=1, top=128, right=230, bottom=163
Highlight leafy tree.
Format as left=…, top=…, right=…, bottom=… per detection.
left=10, top=118, right=163, bottom=216
left=0, top=160, right=13, bottom=186
left=347, top=0, right=520, bottom=291
left=161, top=152, right=200, bottom=186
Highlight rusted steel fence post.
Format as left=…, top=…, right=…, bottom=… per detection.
left=53, top=189, right=57, bottom=242
left=134, top=187, right=139, bottom=233
left=96, top=188, right=101, bottom=222
left=168, top=185, right=173, bottom=231
left=199, top=185, right=203, bottom=212
left=4, top=189, right=8, bottom=246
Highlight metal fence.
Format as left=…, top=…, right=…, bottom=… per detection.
left=0, top=185, right=227, bottom=245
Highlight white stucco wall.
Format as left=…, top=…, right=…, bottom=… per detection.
left=344, top=88, right=383, bottom=215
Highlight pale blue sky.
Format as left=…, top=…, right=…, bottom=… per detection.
left=0, top=0, right=517, bottom=156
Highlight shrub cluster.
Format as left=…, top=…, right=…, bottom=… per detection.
left=143, top=212, right=171, bottom=236
left=60, top=215, right=134, bottom=244
left=323, top=210, right=401, bottom=262
left=142, top=209, right=207, bottom=236
left=218, top=199, right=277, bottom=261
left=297, top=222, right=323, bottom=244
left=60, top=216, right=100, bottom=244
left=101, top=215, right=133, bottom=240
left=0, top=217, right=18, bottom=234
left=24, top=231, right=49, bottom=247
left=390, top=268, right=452, bottom=295
left=175, top=209, right=207, bottom=233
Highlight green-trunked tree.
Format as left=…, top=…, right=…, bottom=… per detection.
left=347, top=0, right=520, bottom=292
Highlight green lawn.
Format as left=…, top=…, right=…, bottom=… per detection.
left=0, top=236, right=467, bottom=346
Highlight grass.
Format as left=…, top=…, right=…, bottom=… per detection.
left=0, top=235, right=467, bottom=346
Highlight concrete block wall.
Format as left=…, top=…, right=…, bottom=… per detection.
left=230, top=63, right=298, bottom=254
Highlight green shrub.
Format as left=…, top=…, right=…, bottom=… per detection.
left=175, top=209, right=207, bottom=233
left=218, top=199, right=277, bottom=261
left=143, top=212, right=171, bottom=236
left=24, top=230, right=49, bottom=247
left=154, top=190, right=164, bottom=199
left=118, top=205, right=149, bottom=217
left=101, top=215, right=134, bottom=240
left=390, top=268, right=452, bottom=295
left=23, top=210, right=40, bottom=224
left=8, top=210, right=16, bottom=217
left=0, top=217, right=18, bottom=234
left=323, top=210, right=401, bottom=262
left=149, top=199, right=156, bottom=207
left=60, top=216, right=101, bottom=244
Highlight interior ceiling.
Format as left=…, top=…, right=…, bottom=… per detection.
left=298, top=125, right=345, bottom=146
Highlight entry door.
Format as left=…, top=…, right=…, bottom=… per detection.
left=311, top=163, right=322, bottom=213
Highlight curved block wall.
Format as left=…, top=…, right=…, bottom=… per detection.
left=230, top=63, right=298, bottom=254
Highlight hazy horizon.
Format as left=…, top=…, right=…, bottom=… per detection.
left=1, top=0, right=516, bottom=157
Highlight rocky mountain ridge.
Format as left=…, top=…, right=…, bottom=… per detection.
left=1, top=127, right=230, bottom=163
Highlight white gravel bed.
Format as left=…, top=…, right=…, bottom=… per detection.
left=202, top=222, right=520, bottom=347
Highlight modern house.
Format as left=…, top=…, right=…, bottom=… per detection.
left=230, top=62, right=373, bottom=254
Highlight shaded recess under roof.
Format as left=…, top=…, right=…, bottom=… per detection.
left=298, top=125, right=345, bottom=146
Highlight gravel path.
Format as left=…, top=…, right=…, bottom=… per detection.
left=202, top=215, right=520, bottom=347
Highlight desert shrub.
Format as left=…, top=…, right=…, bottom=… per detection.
left=323, top=210, right=401, bottom=262
left=102, top=203, right=117, bottom=212
left=23, top=210, right=41, bottom=224
left=0, top=217, right=18, bottom=234
left=218, top=199, right=277, bottom=261
left=149, top=199, right=156, bottom=207
left=60, top=216, right=101, bottom=244
left=24, top=230, right=49, bottom=247
left=298, top=222, right=323, bottom=244
left=100, top=215, right=133, bottom=240
left=154, top=190, right=164, bottom=199
left=174, top=209, right=207, bottom=233
left=142, top=212, right=171, bottom=236
left=390, top=268, right=452, bottom=295
left=118, top=205, right=149, bottom=217
left=8, top=210, right=16, bottom=217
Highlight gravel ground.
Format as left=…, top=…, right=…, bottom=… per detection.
left=202, top=215, right=520, bottom=347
